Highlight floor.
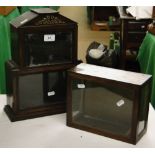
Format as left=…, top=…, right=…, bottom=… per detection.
left=0, top=94, right=155, bottom=148
left=0, top=7, right=155, bottom=148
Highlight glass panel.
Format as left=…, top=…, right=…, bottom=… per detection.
left=19, top=71, right=66, bottom=109
left=72, top=79, right=134, bottom=137
left=137, top=84, right=150, bottom=136
left=24, top=32, right=72, bottom=67
left=43, top=72, right=67, bottom=103
left=5, top=63, right=14, bottom=108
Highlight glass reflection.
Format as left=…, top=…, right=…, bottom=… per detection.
left=72, top=79, right=134, bottom=137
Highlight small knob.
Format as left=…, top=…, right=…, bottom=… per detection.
left=141, top=25, right=145, bottom=29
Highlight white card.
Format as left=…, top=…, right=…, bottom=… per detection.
left=44, top=34, right=55, bottom=42
left=77, top=84, right=85, bottom=89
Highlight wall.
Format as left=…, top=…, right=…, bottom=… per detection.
left=59, top=6, right=110, bottom=62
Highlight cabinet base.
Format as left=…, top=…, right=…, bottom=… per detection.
left=4, top=105, right=65, bottom=122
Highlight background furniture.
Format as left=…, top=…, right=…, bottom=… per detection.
left=88, top=6, right=152, bottom=72
left=88, top=6, right=120, bottom=31
left=138, top=32, right=155, bottom=109
left=118, top=7, right=152, bottom=72
left=0, top=7, right=20, bottom=94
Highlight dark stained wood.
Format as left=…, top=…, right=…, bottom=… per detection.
left=67, top=63, right=152, bottom=145
left=4, top=104, right=66, bottom=122
left=10, top=8, right=78, bottom=69
left=152, top=6, right=155, bottom=18
left=5, top=8, right=79, bottom=121
left=4, top=59, right=76, bottom=121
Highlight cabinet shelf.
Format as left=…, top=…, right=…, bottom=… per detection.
left=89, top=6, right=120, bottom=31
left=118, top=6, right=152, bottom=72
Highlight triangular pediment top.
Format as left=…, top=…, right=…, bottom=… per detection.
left=10, top=8, right=77, bottom=28
left=29, top=14, right=67, bottom=26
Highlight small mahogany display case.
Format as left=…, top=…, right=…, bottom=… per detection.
left=4, top=60, right=75, bottom=121
left=10, top=8, right=78, bottom=68
left=67, top=63, right=152, bottom=144
left=4, top=8, right=78, bottom=121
